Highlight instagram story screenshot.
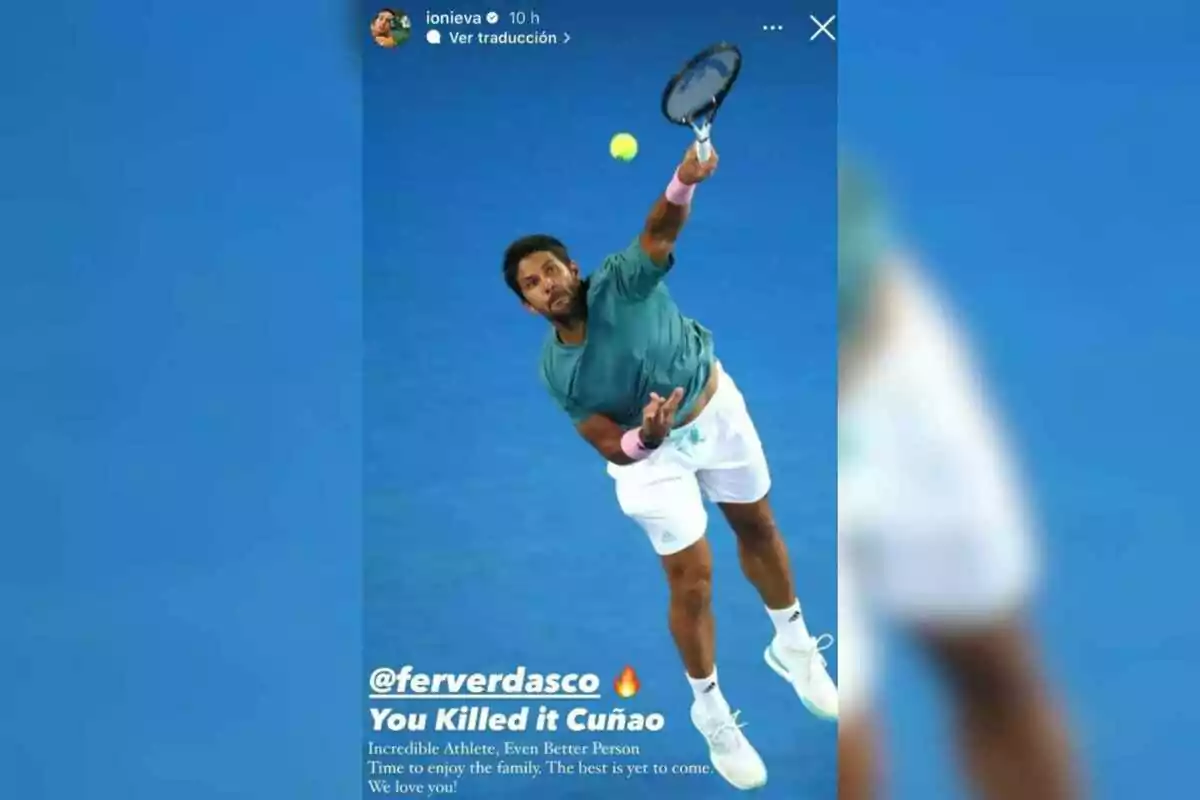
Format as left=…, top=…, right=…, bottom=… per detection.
left=363, top=1, right=837, bottom=797
left=7, top=2, right=1200, bottom=800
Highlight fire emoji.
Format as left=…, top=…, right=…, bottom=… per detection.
left=614, top=666, right=640, bottom=699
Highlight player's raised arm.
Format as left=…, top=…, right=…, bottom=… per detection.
left=638, top=145, right=719, bottom=265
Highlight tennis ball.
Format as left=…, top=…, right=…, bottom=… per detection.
left=610, top=133, right=638, bottom=162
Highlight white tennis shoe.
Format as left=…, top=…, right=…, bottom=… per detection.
left=690, top=700, right=768, bottom=790
left=765, top=633, right=839, bottom=720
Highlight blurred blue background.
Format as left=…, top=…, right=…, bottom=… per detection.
left=365, top=1, right=837, bottom=797
left=2, top=1, right=361, bottom=798
left=841, top=3, right=1199, bottom=798
left=2, top=1, right=1196, bottom=799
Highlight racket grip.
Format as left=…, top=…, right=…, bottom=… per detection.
left=696, top=138, right=713, bottom=162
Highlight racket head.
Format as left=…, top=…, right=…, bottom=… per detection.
left=661, top=43, right=743, bottom=127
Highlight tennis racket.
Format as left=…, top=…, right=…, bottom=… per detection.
left=661, top=43, right=743, bottom=162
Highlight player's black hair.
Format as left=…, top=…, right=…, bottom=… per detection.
left=502, top=234, right=571, bottom=301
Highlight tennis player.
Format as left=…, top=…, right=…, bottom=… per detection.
left=370, top=9, right=399, bottom=47
left=502, top=145, right=838, bottom=791
left=837, top=158, right=1078, bottom=799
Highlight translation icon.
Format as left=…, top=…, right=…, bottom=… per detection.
left=426, top=29, right=441, bottom=44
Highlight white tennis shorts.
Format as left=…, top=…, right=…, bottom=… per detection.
left=608, top=364, right=771, bottom=556
left=837, top=260, right=1039, bottom=717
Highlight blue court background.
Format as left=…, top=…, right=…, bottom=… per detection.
left=842, top=4, right=1199, bottom=797
left=365, top=1, right=837, bottom=797
left=2, top=1, right=1196, bottom=799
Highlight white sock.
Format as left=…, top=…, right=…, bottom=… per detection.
left=686, top=667, right=728, bottom=715
left=767, top=599, right=812, bottom=648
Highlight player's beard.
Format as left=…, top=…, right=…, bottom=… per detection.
left=546, top=280, right=587, bottom=325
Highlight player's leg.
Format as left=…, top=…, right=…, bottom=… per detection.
left=657, top=535, right=716, bottom=681
left=715, top=495, right=837, bottom=720
left=837, top=527, right=883, bottom=799
left=612, top=467, right=767, bottom=790
left=717, top=494, right=794, bottom=610
left=858, top=260, right=1078, bottom=797
left=692, top=368, right=838, bottom=719
left=914, top=618, right=1078, bottom=799
left=839, top=714, right=880, bottom=800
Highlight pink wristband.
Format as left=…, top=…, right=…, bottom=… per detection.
left=620, top=428, right=656, bottom=461
left=664, top=170, right=695, bottom=206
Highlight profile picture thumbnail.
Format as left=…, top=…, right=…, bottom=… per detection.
left=371, top=8, right=411, bottom=48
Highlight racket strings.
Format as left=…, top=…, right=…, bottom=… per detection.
left=662, top=44, right=740, bottom=160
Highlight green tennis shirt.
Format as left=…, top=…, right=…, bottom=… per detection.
left=540, top=238, right=715, bottom=428
left=839, top=156, right=890, bottom=341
